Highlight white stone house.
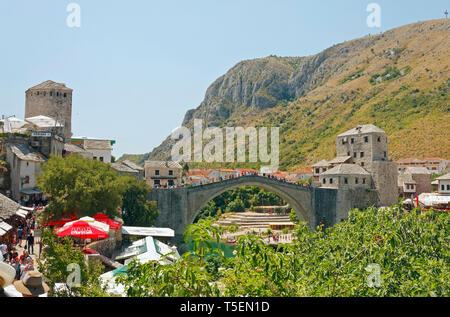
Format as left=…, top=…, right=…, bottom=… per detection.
left=436, top=173, right=450, bottom=195
left=6, top=143, right=47, bottom=202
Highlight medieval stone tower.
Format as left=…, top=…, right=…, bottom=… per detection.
left=25, top=80, right=73, bottom=141
left=336, top=124, right=398, bottom=206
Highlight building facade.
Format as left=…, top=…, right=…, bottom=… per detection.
left=6, top=143, right=47, bottom=203
left=144, top=161, right=182, bottom=188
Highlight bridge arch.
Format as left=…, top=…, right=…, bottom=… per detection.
left=185, top=176, right=314, bottom=227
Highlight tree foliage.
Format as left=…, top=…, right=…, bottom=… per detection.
left=120, top=175, right=159, bottom=227
left=37, top=228, right=109, bottom=297
left=37, top=155, right=123, bottom=220
left=119, top=205, right=450, bottom=297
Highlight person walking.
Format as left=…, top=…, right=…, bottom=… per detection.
left=17, top=227, right=24, bottom=248
left=0, top=242, right=7, bottom=262
left=26, top=234, right=34, bottom=255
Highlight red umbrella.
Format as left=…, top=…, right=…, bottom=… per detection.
left=56, top=221, right=109, bottom=239
left=42, top=213, right=77, bottom=227
left=93, top=213, right=122, bottom=230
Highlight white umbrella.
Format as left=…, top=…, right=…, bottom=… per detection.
left=63, top=216, right=110, bottom=233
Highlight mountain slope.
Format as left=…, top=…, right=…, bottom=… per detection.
left=121, top=19, right=450, bottom=170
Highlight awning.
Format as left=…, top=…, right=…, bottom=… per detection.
left=20, top=188, right=43, bottom=195
left=0, top=221, right=13, bottom=232
left=15, top=209, right=28, bottom=218
left=122, top=226, right=175, bottom=238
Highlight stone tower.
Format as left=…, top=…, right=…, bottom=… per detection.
left=336, top=124, right=398, bottom=206
left=25, top=80, right=73, bottom=141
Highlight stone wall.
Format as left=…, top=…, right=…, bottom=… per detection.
left=371, top=161, right=398, bottom=206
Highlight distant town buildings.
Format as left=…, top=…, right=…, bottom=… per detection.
left=111, top=160, right=144, bottom=180
left=144, top=161, right=182, bottom=188
left=71, top=137, right=115, bottom=163
left=396, top=158, right=449, bottom=175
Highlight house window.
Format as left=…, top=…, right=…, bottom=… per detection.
left=378, top=137, right=381, bottom=142
left=323, top=178, right=326, bottom=185
left=330, top=178, right=333, bottom=184
left=155, top=170, right=160, bottom=176
left=364, top=136, right=369, bottom=143
left=447, top=185, right=450, bottom=191
left=64, top=93, right=67, bottom=97
left=355, top=178, right=359, bottom=184
left=361, top=162, right=365, bottom=167
left=353, top=152, right=357, bottom=158
left=441, top=185, right=445, bottom=191
left=168, top=180, right=174, bottom=186
left=50, top=92, right=53, bottom=96
left=154, top=180, right=160, bottom=186
left=25, top=176, right=30, bottom=184
left=347, top=152, right=350, bottom=156
left=344, top=178, right=348, bottom=184
left=315, top=168, right=320, bottom=174
left=384, top=152, right=387, bottom=158
left=37, top=91, right=39, bottom=96
left=363, top=178, right=366, bottom=184
left=351, top=138, right=355, bottom=144
left=57, top=92, right=60, bottom=96
left=169, top=170, right=173, bottom=176
left=93, top=157, right=97, bottom=160
left=360, top=152, right=364, bottom=158
left=99, top=157, right=104, bottom=162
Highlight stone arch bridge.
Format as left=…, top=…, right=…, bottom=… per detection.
left=149, top=175, right=378, bottom=236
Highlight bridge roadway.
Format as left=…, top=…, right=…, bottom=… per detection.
left=148, top=175, right=379, bottom=237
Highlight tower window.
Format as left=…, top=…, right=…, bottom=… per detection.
left=351, top=138, right=354, bottom=144
left=64, top=93, right=67, bottom=98
left=377, top=137, right=381, bottom=142
left=364, top=136, right=369, bottom=143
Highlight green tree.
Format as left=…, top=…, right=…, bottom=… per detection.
left=289, top=209, right=300, bottom=224
left=37, top=155, right=123, bottom=221
left=120, top=175, right=160, bottom=227
left=118, top=205, right=450, bottom=297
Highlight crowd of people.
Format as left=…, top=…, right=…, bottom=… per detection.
left=0, top=208, right=49, bottom=297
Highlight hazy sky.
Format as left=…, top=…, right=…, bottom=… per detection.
left=0, top=0, right=448, bottom=157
